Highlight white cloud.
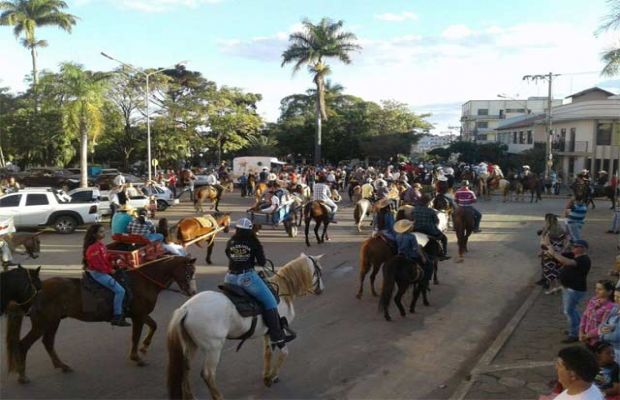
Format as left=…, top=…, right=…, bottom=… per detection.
left=374, top=11, right=418, bottom=22
left=77, top=0, right=223, bottom=13
left=441, top=24, right=473, bottom=40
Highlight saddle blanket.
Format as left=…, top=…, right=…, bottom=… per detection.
left=195, top=215, right=218, bottom=229
left=81, top=271, right=132, bottom=319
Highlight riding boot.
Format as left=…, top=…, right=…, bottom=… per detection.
left=329, top=212, right=338, bottom=224
left=111, top=314, right=131, bottom=327
left=262, top=308, right=295, bottom=349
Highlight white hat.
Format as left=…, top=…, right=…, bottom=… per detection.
left=437, top=175, right=448, bottom=182
left=599, top=170, right=608, bottom=174
left=235, top=218, right=253, bottom=230
left=378, top=173, right=384, bottom=178
left=394, top=219, right=414, bottom=234
left=522, top=165, right=530, bottom=169
left=444, top=167, right=454, bottom=175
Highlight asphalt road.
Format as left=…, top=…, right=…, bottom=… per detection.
left=1, top=192, right=581, bottom=399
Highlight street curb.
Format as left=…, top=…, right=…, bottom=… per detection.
left=449, top=285, right=543, bottom=400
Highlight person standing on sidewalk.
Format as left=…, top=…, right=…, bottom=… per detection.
left=607, top=194, right=620, bottom=234
left=554, top=346, right=603, bottom=400
left=564, top=197, right=588, bottom=241
left=578, top=280, right=615, bottom=347
left=599, top=287, right=620, bottom=362
left=544, top=238, right=591, bottom=343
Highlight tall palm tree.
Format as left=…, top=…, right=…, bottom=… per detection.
left=598, top=0, right=620, bottom=76
left=281, top=18, right=360, bottom=164
left=59, top=63, right=108, bottom=187
left=0, top=0, right=77, bottom=88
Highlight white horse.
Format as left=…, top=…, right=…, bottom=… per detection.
left=167, top=253, right=325, bottom=400
left=353, top=199, right=372, bottom=232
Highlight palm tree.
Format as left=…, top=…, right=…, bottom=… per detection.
left=0, top=0, right=77, bottom=88
left=598, top=0, right=620, bottom=76
left=281, top=18, right=360, bottom=164
left=245, top=135, right=279, bottom=156
left=59, top=63, right=108, bottom=187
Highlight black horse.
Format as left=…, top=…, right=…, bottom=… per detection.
left=0, top=266, right=42, bottom=315
left=378, top=255, right=430, bottom=321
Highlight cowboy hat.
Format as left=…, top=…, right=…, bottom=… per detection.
left=461, top=180, right=470, bottom=187
left=599, top=170, right=608, bottom=174
left=374, top=198, right=391, bottom=210
left=437, top=175, right=448, bottom=182
left=118, top=204, right=133, bottom=212
left=394, top=219, right=414, bottom=234
left=413, top=182, right=422, bottom=189
left=522, top=165, right=530, bottom=169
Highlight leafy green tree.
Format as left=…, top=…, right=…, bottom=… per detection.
left=598, top=0, right=620, bottom=76
left=0, top=0, right=77, bottom=88
left=281, top=18, right=361, bottom=164
left=58, top=63, right=108, bottom=187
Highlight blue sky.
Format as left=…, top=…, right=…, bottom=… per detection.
left=1, top=0, right=618, bottom=133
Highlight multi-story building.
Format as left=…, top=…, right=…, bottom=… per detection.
left=411, top=133, right=457, bottom=153
left=496, top=87, right=620, bottom=179
left=461, top=97, right=562, bottom=142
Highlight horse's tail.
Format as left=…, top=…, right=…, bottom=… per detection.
left=167, top=306, right=195, bottom=400
left=378, top=256, right=397, bottom=314
left=6, top=304, right=25, bottom=374
left=353, top=202, right=362, bottom=225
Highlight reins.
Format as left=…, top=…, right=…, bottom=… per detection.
left=14, top=269, right=39, bottom=306
left=132, top=258, right=191, bottom=297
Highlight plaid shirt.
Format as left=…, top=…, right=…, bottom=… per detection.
left=412, top=206, right=438, bottom=231
left=312, top=183, right=332, bottom=201
left=127, top=220, right=155, bottom=236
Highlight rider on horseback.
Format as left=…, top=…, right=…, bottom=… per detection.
left=393, top=219, right=428, bottom=272
left=313, top=175, right=338, bottom=223
left=224, top=218, right=294, bottom=349
left=454, top=180, right=482, bottom=233
left=412, top=195, right=450, bottom=261
left=361, top=178, right=375, bottom=201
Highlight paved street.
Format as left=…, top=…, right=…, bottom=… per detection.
left=1, top=192, right=609, bottom=399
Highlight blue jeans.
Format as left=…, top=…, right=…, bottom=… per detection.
left=146, top=233, right=164, bottom=242
left=88, top=270, right=126, bottom=316
left=566, top=222, right=583, bottom=241
left=224, top=270, right=278, bottom=310
left=562, top=287, right=586, bottom=337
left=611, top=212, right=620, bottom=232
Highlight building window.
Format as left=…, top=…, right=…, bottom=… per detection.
left=597, top=123, right=612, bottom=145
left=560, top=128, right=566, bottom=139
left=477, top=134, right=487, bottom=141
left=506, top=108, right=526, bottom=113
left=477, top=109, right=489, bottom=116
left=527, top=130, right=533, bottom=144
left=476, top=121, right=488, bottom=129
left=513, top=132, right=517, bottom=144
left=519, top=131, right=525, bottom=144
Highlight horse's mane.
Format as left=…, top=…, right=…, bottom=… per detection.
left=271, top=255, right=312, bottom=297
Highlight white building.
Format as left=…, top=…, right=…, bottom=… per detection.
left=411, top=134, right=456, bottom=153
left=461, top=98, right=562, bottom=142
left=496, top=87, right=620, bottom=179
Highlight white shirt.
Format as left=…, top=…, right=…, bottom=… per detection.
left=206, top=174, right=218, bottom=185
left=113, top=174, right=126, bottom=186
left=326, top=173, right=336, bottom=183
left=554, top=385, right=603, bottom=400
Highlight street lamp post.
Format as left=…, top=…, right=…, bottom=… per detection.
left=100, top=52, right=186, bottom=182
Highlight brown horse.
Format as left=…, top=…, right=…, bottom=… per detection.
left=5, top=256, right=197, bottom=384
left=523, top=174, right=543, bottom=203
left=2, top=232, right=41, bottom=270
left=304, top=201, right=330, bottom=247
left=378, top=255, right=428, bottom=321
left=453, top=207, right=475, bottom=262
left=1, top=266, right=42, bottom=315
left=255, top=182, right=268, bottom=202
left=193, top=185, right=223, bottom=213
left=174, top=213, right=231, bottom=264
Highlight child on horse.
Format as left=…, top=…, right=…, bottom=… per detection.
left=224, top=218, right=294, bottom=349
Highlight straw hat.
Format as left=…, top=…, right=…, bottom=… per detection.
left=118, top=204, right=133, bottom=212
left=394, top=219, right=414, bottom=234
left=413, top=183, right=422, bottom=189
left=374, top=198, right=391, bottom=210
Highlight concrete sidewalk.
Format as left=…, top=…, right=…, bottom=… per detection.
left=453, top=209, right=618, bottom=400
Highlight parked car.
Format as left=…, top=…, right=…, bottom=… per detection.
left=68, top=187, right=149, bottom=216
left=13, top=168, right=84, bottom=190
left=95, top=173, right=142, bottom=190
left=0, top=187, right=101, bottom=233
left=137, top=183, right=179, bottom=211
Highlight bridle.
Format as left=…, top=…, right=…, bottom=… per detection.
left=134, top=262, right=194, bottom=297
left=13, top=268, right=40, bottom=306
left=306, top=256, right=323, bottom=294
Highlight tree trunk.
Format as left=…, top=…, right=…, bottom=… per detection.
left=315, top=82, right=322, bottom=166
left=30, top=46, right=38, bottom=112
left=80, top=119, right=88, bottom=188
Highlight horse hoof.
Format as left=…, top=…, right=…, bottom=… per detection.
left=206, top=259, right=213, bottom=265
left=384, top=316, right=392, bottom=322
left=139, top=347, right=148, bottom=354
left=355, top=293, right=362, bottom=299
left=136, top=360, right=149, bottom=367
left=263, top=377, right=273, bottom=387
left=371, top=292, right=378, bottom=297
left=409, top=308, right=415, bottom=314
left=18, top=376, right=30, bottom=384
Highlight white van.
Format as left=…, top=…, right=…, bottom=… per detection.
left=232, top=157, right=286, bottom=181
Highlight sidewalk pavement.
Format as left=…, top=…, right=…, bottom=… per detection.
left=452, top=209, right=618, bottom=400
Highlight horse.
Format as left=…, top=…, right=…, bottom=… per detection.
left=1, top=265, right=42, bottom=315
left=2, top=232, right=41, bottom=269
left=304, top=201, right=331, bottom=247
left=378, top=255, right=429, bottom=321
left=503, top=177, right=524, bottom=202
left=523, top=174, right=543, bottom=203
left=5, top=256, right=197, bottom=384
left=193, top=185, right=223, bottom=213
left=356, top=233, right=440, bottom=300
left=348, top=178, right=360, bottom=202
left=350, top=184, right=362, bottom=204
left=476, top=174, right=489, bottom=200
left=353, top=199, right=372, bottom=232
left=174, top=213, right=231, bottom=264
left=219, top=176, right=234, bottom=193
left=255, top=182, right=268, bottom=202
left=166, top=253, right=324, bottom=400
left=247, top=174, right=257, bottom=196
left=453, top=206, right=475, bottom=262
left=431, top=195, right=453, bottom=230
left=572, top=180, right=594, bottom=208
left=289, top=183, right=311, bottom=202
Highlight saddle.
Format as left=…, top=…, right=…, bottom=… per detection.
left=195, top=215, right=218, bottom=229
left=80, top=270, right=132, bottom=320
left=218, top=282, right=280, bottom=318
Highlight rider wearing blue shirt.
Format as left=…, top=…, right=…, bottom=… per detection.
left=111, top=205, right=133, bottom=234
left=224, top=218, right=294, bottom=349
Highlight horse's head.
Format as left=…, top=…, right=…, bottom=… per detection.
left=24, top=232, right=41, bottom=259
left=302, top=253, right=324, bottom=295
left=171, top=257, right=197, bottom=296
left=0, top=266, right=41, bottom=314
left=214, top=212, right=232, bottom=233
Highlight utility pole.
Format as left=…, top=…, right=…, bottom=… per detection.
left=523, top=72, right=560, bottom=179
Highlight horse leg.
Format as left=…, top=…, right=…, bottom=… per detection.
left=356, top=261, right=369, bottom=299
left=15, top=322, right=47, bottom=384
left=214, top=195, right=221, bottom=212
left=369, top=263, right=381, bottom=297
left=394, top=281, right=408, bottom=318
left=206, top=240, right=215, bottom=265
left=321, top=221, right=330, bottom=243
left=421, top=280, right=430, bottom=306
left=263, top=335, right=288, bottom=387
left=433, top=259, right=439, bottom=285
left=411, top=283, right=420, bottom=313
left=314, top=221, right=321, bottom=244
left=200, top=339, right=225, bottom=400
left=42, top=319, right=72, bottom=372
left=129, top=317, right=148, bottom=366
left=304, top=219, right=311, bottom=247
left=139, top=315, right=157, bottom=354
left=263, top=335, right=275, bottom=386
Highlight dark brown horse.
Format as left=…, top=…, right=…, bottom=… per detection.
left=304, top=201, right=330, bottom=247
left=523, top=174, right=543, bottom=203
left=453, top=207, right=475, bottom=262
left=193, top=185, right=223, bottom=213
left=174, top=213, right=231, bottom=264
left=5, top=256, right=197, bottom=384
left=379, top=255, right=428, bottom=321
left=1, top=266, right=42, bottom=315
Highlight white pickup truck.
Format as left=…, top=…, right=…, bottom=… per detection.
left=0, top=187, right=101, bottom=234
